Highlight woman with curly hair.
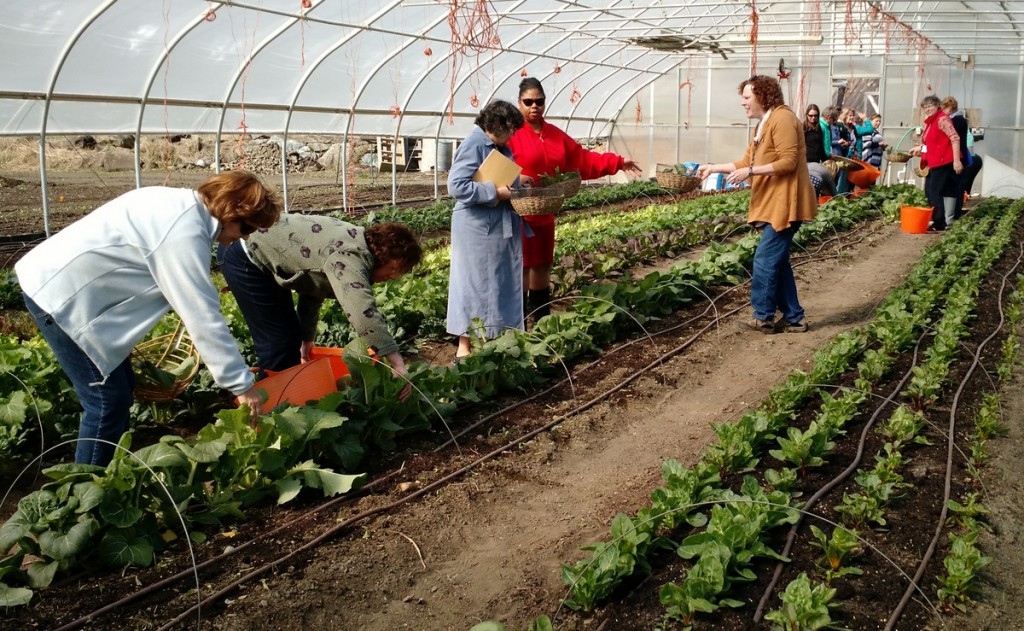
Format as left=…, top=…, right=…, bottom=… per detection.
left=219, top=216, right=421, bottom=398
left=446, top=99, right=529, bottom=358
left=697, top=75, right=817, bottom=334
left=17, top=170, right=282, bottom=466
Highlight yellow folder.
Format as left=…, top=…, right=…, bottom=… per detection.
left=472, top=149, right=522, bottom=188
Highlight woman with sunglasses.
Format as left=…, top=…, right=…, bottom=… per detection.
left=15, top=170, right=282, bottom=466
left=508, top=77, right=642, bottom=324
left=218, top=216, right=422, bottom=398
left=696, top=75, right=817, bottom=334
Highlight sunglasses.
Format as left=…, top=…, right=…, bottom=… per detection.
left=807, top=113, right=819, bottom=118
left=239, top=221, right=257, bottom=236
left=521, top=98, right=545, bottom=107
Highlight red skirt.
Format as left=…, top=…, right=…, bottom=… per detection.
left=521, top=213, right=556, bottom=268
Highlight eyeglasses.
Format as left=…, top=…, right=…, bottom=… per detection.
left=239, top=221, right=257, bottom=236
left=807, top=113, right=819, bottom=118
left=521, top=98, right=545, bottom=107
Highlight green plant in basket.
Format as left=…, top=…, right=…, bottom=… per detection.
left=537, top=167, right=579, bottom=187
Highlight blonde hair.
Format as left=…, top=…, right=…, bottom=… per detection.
left=197, top=170, right=282, bottom=229
left=940, top=96, right=959, bottom=112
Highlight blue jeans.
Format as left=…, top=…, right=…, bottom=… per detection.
left=751, top=224, right=805, bottom=324
left=217, top=242, right=302, bottom=375
left=24, top=294, right=135, bottom=466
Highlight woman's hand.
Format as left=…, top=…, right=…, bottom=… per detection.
left=384, top=351, right=413, bottom=402
left=725, top=168, right=751, bottom=186
left=518, top=175, right=534, bottom=188
left=236, top=384, right=264, bottom=423
left=300, top=340, right=314, bottom=363
left=496, top=185, right=513, bottom=201
left=908, top=145, right=922, bottom=157
left=696, top=164, right=716, bottom=180
left=953, top=158, right=963, bottom=174
left=622, top=160, right=643, bottom=177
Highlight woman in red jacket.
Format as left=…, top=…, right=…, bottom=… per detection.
left=910, top=94, right=963, bottom=231
left=508, top=77, right=642, bottom=322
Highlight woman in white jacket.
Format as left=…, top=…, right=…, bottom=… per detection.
left=15, top=170, right=282, bottom=466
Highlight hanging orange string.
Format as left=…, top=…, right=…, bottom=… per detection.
left=748, top=1, right=760, bottom=74
left=679, top=78, right=693, bottom=130
left=444, top=0, right=501, bottom=124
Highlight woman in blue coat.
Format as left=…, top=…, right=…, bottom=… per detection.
left=446, top=100, right=530, bottom=358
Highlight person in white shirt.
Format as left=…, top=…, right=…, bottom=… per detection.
left=15, top=170, right=282, bottom=466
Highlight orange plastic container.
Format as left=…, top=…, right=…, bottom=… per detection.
left=900, top=205, right=932, bottom=234
left=308, top=346, right=349, bottom=381
left=251, top=357, right=338, bottom=414
left=846, top=158, right=881, bottom=189
left=818, top=195, right=832, bottom=205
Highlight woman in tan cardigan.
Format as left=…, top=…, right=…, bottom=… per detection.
left=697, top=75, right=818, bottom=333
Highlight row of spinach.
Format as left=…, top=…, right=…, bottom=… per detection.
left=549, top=200, right=1018, bottom=630
left=0, top=185, right=924, bottom=607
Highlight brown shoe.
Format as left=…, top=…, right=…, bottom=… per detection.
left=737, top=318, right=777, bottom=334
left=779, top=319, right=809, bottom=333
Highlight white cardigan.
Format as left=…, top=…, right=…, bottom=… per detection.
left=15, top=187, right=254, bottom=395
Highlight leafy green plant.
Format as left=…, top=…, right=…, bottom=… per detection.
left=945, top=493, right=990, bottom=533
left=764, top=572, right=839, bottom=631
left=875, top=405, right=930, bottom=448
left=936, top=532, right=991, bottom=613
left=809, top=525, right=863, bottom=583
left=835, top=492, right=885, bottom=530
left=770, top=421, right=834, bottom=477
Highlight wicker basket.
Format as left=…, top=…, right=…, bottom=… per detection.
left=511, top=187, right=565, bottom=216
left=132, top=321, right=201, bottom=403
left=886, top=151, right=912, bottom=163
left=656, top=170, right=701, bottom=193
left=552, top=171, right=582, bottom=197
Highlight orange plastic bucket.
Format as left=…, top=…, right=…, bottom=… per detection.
left=846, top=158, right=881, bottom=188
left=249, top=357, right=338, bottom=414
left=308, top=346, right=349, bottom=381
left=818, top=195, right=832, bottom=205
left=900, top=205, right=932, bottom=234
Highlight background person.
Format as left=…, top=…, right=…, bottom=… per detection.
left=861, top=114, right=886, bottom=170
left=447, top=99, right=530, bottom=359
left=218, top=215, right=421, bottom=399
left=910, top=94, right=962, bottom=231
left=508, top=77, right=642, bottom=323
left=15, top=170, right=281, bottom=467
left=803, top=104, right=837, bottom=197
left=696, top=75, right=817, bottom=334
left=940, top=96, right=971, bottom=219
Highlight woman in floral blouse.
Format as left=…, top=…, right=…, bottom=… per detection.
left=219, top=215, right=421, bottom=395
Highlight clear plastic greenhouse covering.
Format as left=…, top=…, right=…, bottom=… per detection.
left=4, top=0, right=1022, bottom=141
left=0, top=0, right=701, bottom=143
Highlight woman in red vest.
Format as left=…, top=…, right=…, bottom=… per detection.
left=910, top=95, right=963, bottom=231
left=508, top=77, right=642, bottom=323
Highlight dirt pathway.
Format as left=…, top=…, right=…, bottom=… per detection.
left=210, top=223, right=948, bottom=631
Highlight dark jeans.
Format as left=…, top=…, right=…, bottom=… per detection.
left=217, top=241, right=302, bottom=375
left=751, top=223, right=805, bottom=324
left=24, top=294, right=135, bottom=466
left=963, top=154, right=983, bottom=196
left=925, top=163, right=959, bottom=229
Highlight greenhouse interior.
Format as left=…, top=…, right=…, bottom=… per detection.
left=8, top=3, right=1024, bottom=631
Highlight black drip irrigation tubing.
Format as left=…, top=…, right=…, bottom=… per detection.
left=54, top=214, right=875, bottom=629
left=152, top=298, right=754, bottom=630
left=884, top=246, right=1024, bottom=630
left=752, top=335, right=926, bottom=622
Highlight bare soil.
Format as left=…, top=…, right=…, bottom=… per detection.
left=4, top=181, right=1024, bottom=631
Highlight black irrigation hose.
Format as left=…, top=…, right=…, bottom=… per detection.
left=52, top=468, right=407, bottom=631
left=752, top=335, right=926, bottom=622
left=884, top=246, right=1024, bottom=630
left=54, top=212, right=877, bottom=629
left=155, top=297, right=757, bottom=631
